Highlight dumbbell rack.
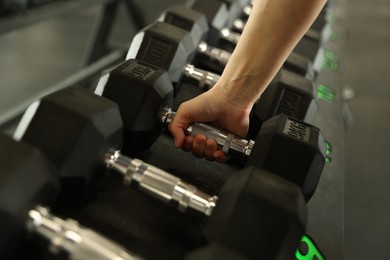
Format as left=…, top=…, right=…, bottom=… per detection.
left=298, top=2, right=347, bottom=258
left=0, top=0, right=347, bottom=259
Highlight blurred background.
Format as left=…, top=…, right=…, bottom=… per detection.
left=0, top=0, right=389, bottom=258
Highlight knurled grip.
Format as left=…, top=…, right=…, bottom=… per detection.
left=104, top=150, right=217, bottom=216
left=27, top=206, right=139, bottom=260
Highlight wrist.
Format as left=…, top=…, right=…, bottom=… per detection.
left=212, top=74, right=261, bottom=112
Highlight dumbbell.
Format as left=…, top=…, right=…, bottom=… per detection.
left=158, top=5, right=315, bottom=80
left=212, top=0, right=251, bottom=28
left=222, top=0, right=330, bottom=39
left=230, top=1, right=331, bottom=45
left=126, top=21, right=318, bottom=140
left=0, top=134, right=139, bottom=259
left=186, top=0, right=324, bottom=71
left=223, top=0, right=331, bottom=70
left=231, top=15, right=330, bottom=45
left=182, top=65, right=318, bottom=140
left=126, top=20, right=315, bottom=94
left=15, top=88, right=307, bottom=259
left=95, top=59, right=326, bottom=200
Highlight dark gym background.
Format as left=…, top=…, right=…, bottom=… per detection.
left=0, top=0, right=388, bottom=258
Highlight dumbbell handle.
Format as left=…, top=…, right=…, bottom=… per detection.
left=242, top=4, right=252, bottom=17
left=232, top=19, right=322, bottom=43
left=197, top=41, right=232, bottom=68
left=104, top=150, right=217, bottom=217
left=27, top=206, right=139, bottom=260
left=161, top=108, right=254, bottom=160
left=219, top=28, right=241, bottom=45
left=183, top=64, right=220, bottom=90
left=232, top=19, right=246, bottom=33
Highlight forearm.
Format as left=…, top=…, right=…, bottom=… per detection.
left=217, top=0, right=327, bottom=110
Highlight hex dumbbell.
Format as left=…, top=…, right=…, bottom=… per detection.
left=0, top=134, right=139, bottom=259
left=186, top=0, right=324, bottom=71
left=15, top=88, right=307, bottom=260
left=126, top=21, right=318, bottom=140
left=158, top=5, right=315, bottom=79
left=230, top=1, right=331, bottom=45
left=96, top=59, right=326, bottom=200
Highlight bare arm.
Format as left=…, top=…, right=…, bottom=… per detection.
left=170, top=0, right=327, bottom=162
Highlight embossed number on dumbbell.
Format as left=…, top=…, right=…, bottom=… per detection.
left=284, top=119, right=311, bottom=142
left=124, top=62, right=155, bottom=80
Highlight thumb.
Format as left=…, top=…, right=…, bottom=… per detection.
left=169, top=122, right=186, bottom=148
left=168, top=106, right=192, bottom=148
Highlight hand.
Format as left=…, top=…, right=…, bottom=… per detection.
left=169, top=85, right=252, bottom=162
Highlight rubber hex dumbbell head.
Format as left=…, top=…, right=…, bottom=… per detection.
left=126, top=21, right=195, bottom=91
left=96, top=59, right=174, bottom=155
left=158, top=5, right=209, bottom=48
left=159, top=5, right=235, bottom=75
left=186, top=0, right=229, bottom=45
left=205, top=166, right=307, bottom=259
left=247, top=115, right=326, bottom=201
left=215, top=0, right=250, bottom=28
left=14, top=87, right=123, bottom=203
left=284, top=52, right=316, bottom=81
left=0, top=134, right=59, bottom=257
left=247, top=69, right=318, bottom=139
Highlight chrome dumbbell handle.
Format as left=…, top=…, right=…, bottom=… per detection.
left=219, top=28, right=241, bottom=45
left=104, top=150, right=217, bottom=217
left=27, top=206, right=140, bottom=260
left=161, top=108, right=254, bottom=160
left=183, top=64, right=220, bottom=90
left=197, top=41, right=232, bottom=67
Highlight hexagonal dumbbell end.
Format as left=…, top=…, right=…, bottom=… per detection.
left=95, top=59, right=174, bottom=155
left=248, top=69, right=317, bottom=140
left=14, top=87, right=123, bottom=204
left=158, top=5, right=209, bottom=48
left=247, top=114, right=326, bottom=201
left=126, top=21, right=194, bottom=92
left=186, top=0, right=229, bottom=46
left=205, top=166, right=307, bottom=259
left=0, top=134, right=59, bottom=257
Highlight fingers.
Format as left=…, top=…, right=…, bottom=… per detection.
left=180, top=134, right=229, bottom=162
left=204, top=139, right=217, bottom=161
left=182, top=135, right=193, bottom=152
left=167, top=91, right=239, bottom=163
left=192, top=135, right=206, bottom=158
left=214, top=150, right=230, bottom=163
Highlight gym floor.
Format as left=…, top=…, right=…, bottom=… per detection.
left=0, top=0, right=388, bottom=258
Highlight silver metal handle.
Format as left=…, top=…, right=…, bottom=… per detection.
left=183, top=64, right=220, bottom=90
left=232, top=19, right=246, bottom=33
left=197, top=42, right=232, bottom=67
left=219, top=28, right=241, bottom=45
left=27, top=206, right=140, bottom=260
left=161, top=108, right=254, bottom=160
left=242, top=4, right=252, bottom=17
left=104, top=150, right=217, bottom=217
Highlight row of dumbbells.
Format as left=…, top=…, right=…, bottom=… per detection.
left=0, top=0, right=333, bottom=259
